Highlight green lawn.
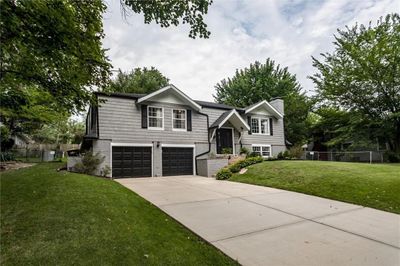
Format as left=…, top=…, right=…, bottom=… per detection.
left=1, top=163, right=237, bottom=266
left=230, top=161, right=400, bottom=214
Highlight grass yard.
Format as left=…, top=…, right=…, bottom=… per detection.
left=230, top=160, right=400, bottom=214
left=1, top=163, right=237, bottom=266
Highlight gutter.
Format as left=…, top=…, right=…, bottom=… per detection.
left=195, top=111, right=211, bottom=175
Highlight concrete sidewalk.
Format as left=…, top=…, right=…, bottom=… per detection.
left=116, top=176, right=400, bottom=266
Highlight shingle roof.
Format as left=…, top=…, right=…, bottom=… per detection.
left=95, top=91, right=146, bottom=99
left=209, top=110, right=232, bottom=128
left=194, top=100, right=243, bottom=111
left=95, top=91, right=244, bottom=111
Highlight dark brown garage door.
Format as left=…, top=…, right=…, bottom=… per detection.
left=112, top=146, right=151, bottom=178
left=162, top=147, right=193, bottom=176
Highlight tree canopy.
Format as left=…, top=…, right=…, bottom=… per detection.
left=1, top=0, right=111, bottom=113
left=214, top=59, right=312, bottom=145
left=104, top=68, right=169, bottom=94
left=310, top=13, right=400, bottom=152
left=0, top=0, right=212, bottom=146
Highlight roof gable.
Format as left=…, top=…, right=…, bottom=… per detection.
left=137, top=84, right=202, bottom=111
left=210, top=109, right=250, bottom=131
left=245, top=100, right=283, bottom=119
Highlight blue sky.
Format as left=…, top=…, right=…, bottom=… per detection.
left=102, top=0, right=398, bottom=101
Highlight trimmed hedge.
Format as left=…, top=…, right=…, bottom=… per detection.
left=216, top=168, right=232, bottom=180
left=216, top=156, right=264, bottom=180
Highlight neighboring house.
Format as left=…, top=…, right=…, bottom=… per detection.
left=83, top=85, right=285, bottom=178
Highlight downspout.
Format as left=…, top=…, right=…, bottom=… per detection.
left=195, top=111, right=210, bottom=175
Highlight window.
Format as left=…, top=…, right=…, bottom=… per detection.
left=148, top=107, right=163, bottom=129
left=261, top=119, right=269, bottom=134
left=173, top=109, right=186, bottom=130
left=250, top=117, right=270, bottom=135
left=252, top=145, right=271, bottom=158
left=251, top=118, right=259, bottom=133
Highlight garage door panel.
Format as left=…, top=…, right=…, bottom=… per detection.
left=112, top=146, right=152, bottom=178
left=162, top=147, right=193, bottom=176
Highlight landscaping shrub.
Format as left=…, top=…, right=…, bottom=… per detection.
left=0, top=151, right=15, bottom=162
left=277, top=151, right=285, bottom=160
left=74, top=151, right=105, bottom=175
left=247, top=152, right=260, bottom=158
left=228, top=162, right=242, bottom=173
left=288, top=145, right=304, bottom=159
left=216, top=168, right=232, bottom=180
left=221, top=148, right=233, bottom=154
left=239, top=147, right=250, bottom=156
left=227, top=156, right=264, bottom=174
left=245, top=156, right=263, bottom=165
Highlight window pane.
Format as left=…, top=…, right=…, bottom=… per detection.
left=149, top=107, right=162, bottom=118
left=173, top=109, right=186, bottom=119
left=252, top=146, right=261, bottom=156
left=261, top=146, right=270, bottom=157
left=251, top=118, right=259, bottom=133
left=261, top=119, right=269, bottom=134
left=173, top=119, right=185, bottom=129
left=149, top=117, right=162, bottom=128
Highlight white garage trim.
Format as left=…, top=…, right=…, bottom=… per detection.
left=109, top=142, right=154, bottom=178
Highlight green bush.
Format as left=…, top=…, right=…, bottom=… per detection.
left=288, top=145, right=304, bottom=159
left=221, top=148, right=233, bottom=154
left=384, top=151, right=400, bottom=163
left=228, top=162, right=242, bottom=173
left=239, top=147, right=250, bottom=155
left=218, top=156, right=264, bottom=180
left=74, top=151, right=105, bottom=175
left=277, top=151, right=284, bottom=160
left=245, top=156, right=264, bottom=165
left=283, top=150, right=291, bottom=159
left=216, top=168, right=232, bottom=180
left=0, top=152, right=15, bottom=162
left=247, top=152, right=259, bottom=158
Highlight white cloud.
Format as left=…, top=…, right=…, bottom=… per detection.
left=102, top=0, right=398, bottom=100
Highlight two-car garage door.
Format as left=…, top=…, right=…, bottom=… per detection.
left=112, top=146, right=193, bottom=178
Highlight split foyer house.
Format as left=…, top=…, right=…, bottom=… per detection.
left=83, top=85, right=285, bottom=178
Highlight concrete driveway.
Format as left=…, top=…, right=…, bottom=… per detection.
left=116, top=176, right=400, bottom=266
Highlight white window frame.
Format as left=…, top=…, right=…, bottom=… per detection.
left=252, top=144, right=272, bottom=158
left=148, top=106, right=164, bottom=130
left=172, top=109, right=187, bottom=131
left=250, top=117, right=270, bottom=135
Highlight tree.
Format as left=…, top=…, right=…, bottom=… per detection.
left=214, top=59, right=312, bottom=145
left=0, top=87, right=65, bottom=139
left=1, top=0, right=111, bottom=113
left=104, top=67, right=169, bottom=94
left=310, top=14, right=400, bottom=152
left=121, top=0, right=212, bottom=39
left=32, top=118, right=85, bottom=145
left=1, top=0, right=212, bottom=113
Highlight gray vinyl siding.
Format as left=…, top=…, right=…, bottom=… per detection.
left=98, top=96, right=208, bottom=145
left=241, top=116, right=285, bottom=146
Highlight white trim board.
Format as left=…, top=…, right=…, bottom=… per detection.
left=161, top=144, right=195, bottom=148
